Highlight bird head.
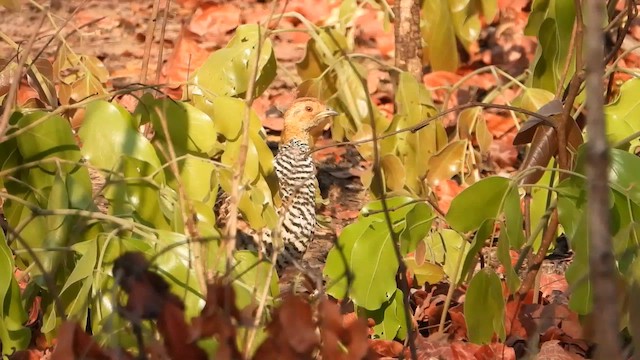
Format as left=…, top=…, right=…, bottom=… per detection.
left=281, top=97, right=338, bottom=144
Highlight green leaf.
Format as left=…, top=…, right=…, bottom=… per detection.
left=425, top=229, right=469, bottom=283
left=427, top=140, right=467, bottom=186
left=325, top=217, right=375, bottom=300
left=361, top=196, right=416, bottom=228
left=191, top=24, right=276, bottom=98
left=166, top=155, right=218, bottom=208
left=465, top=268, right=505, bottom=344
left=605, top=78, right=640, bottom=148
left=0, top=230, right=30, bottom=354
left=422, top=0, right=459, bottom=71
left=381, top=154, right=406, bottom=191
left=79, top=100, right=162, bottom=172
left=364, top=289, right=407, bottom=340
left=325, top=220, right=399, bottom=310
left=399, top=202, right=434, bottom=255
left=405, top=254, right=445, bottom=284
left=497, top=228, right=520, bottom=293
left=227, top=251, right=279, bottom=310
left=16, top=111, right=81, bottom=173
left=145, top=98, right=217, bottom=155
left=513, top=88, right=555, bottom=113
left=446, top=176, right=511, bottom=232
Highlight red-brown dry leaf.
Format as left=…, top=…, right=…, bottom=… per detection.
left=188, top=3, right=240, bottom=44
left=433, top=179, right=465, bottom=213
left=7, top=350, right=42, bottom=360
left=278, top=295, right=319, bottom=354
left=51, top=321, right=121, bottom=360
left=448, top=304, right=468, bottom=340
left=162, top=27, right=210, bottom=96
left=354, top=8, right=394, bottom=57
left=485, top=112, right=515, bottom=138
left=157, top=297, right=208, bottom=360
left=313, top=138, right=348, bottom=163
left=369, top=339, right=404, bottom=357
left=319, top=299, right=376, bottom=360
left=490, top=132, right=519, bottom=170
left=504, top=299, right=528, bottom=339
left=474, top=343, right=516, bottom=360
left=535, top=340, right=583, bottom=360
left=288, top=0, right=335, bottom=24
left=539, top=273, right=569, bottom=299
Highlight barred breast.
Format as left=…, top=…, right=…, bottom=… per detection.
left=273, top=140, right=317, bottom=262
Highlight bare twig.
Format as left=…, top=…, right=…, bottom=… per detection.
left=0, top=11, right=46, bottom=138
left=154, top=107, right=207, bottom=293
left=140, top=0, right=161, bottom=85
left=155, top=0, right=172, bottom=84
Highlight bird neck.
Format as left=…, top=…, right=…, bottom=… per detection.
left=280, top=124, right=311, bottom=145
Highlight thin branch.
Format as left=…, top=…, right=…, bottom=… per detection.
left=0, top=11, right=46, bottom=138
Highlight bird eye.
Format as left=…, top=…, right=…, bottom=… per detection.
left=305, top=106, right=313, bottom=112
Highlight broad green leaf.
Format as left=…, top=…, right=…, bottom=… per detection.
left=497, top=228, right=520, bottom=293
left=446, top=176, right=511, bottom=232
left=325, top=217, right=376, bottom=300
left=325, top=218, right=399, bottom=310
left=425, top=229, right=469, bottom=283
left=349, top=221, right=399, bottom=310
left=460, top=219, right=495, bottom=281
left=399, top=202, right=434, bottom=255
left=363, top=289, right=407, bottom=340
left=381, top=154, right=406, bottom=191
left=0, top=230, right=30, bottom=354
left=191, top=24, right=276, bottom=98
left=79, top=100, right=162, bottom=172
left=227, top=251, right=279, bottom=310
left=427, top=140, right=467, bottom=186
left=104, top=156, right=170, bottom=230
left=513, top=88, right=555, bottom=113
left=16, top=111, right=81, bottom=173
left=145, top=98, right=217, bottom=155
left=504, top=186, right=525, bottom=249
left=361, top=196, right=417, bottom=227
left=465, top=269, right=505, bottom=344
left=605, top=79, right=640, bottom=148
left=405, top=254, right=445, bottom=284
left=166, top=156, right=218, bottom=208
left=422, top=0, right=459, bottom=71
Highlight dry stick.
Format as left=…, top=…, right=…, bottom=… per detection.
left=0, top=12, right=46, bottom=138
left=585, top=0, right=623, bottom=357
left=324, top=32, right=418, bottom=360
left=154, top=108, right=207, bottom=293
left=222, top=29, right=264, bottom=272
left=154, top=0, right=171, bottom=84
left=140, top=0, right=161, bottom=85
left=311, top=101, right=557, bottom=156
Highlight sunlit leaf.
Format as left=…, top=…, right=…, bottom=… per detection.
left=79, top=100, right=162, bottom=172
left=381, top=154, right=406, bottom=191
left=446, top=176, right=511, bottom=232
left=191, top=24, right=276, bottom=98
left=427, top=140, right=467, bottom=187
left=363, top=289, right=407, bottom=340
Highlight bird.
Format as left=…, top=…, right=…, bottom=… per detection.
left=216, top=97, right=338, bottom=272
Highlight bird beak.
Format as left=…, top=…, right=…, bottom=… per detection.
left=314, top=108, right=339, bottom=121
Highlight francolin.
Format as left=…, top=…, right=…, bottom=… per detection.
left=218, top=97, right=338, bottom=271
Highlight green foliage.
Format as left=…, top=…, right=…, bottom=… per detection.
left=0, top=24, right=281, bottom=354
left=464, top=268, right=505, bottom=344
left=604, top=78, right=640, bottom=150
left=421, top=0, right=498, bottom=71
left=525, top=0, right=576, bottom=92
